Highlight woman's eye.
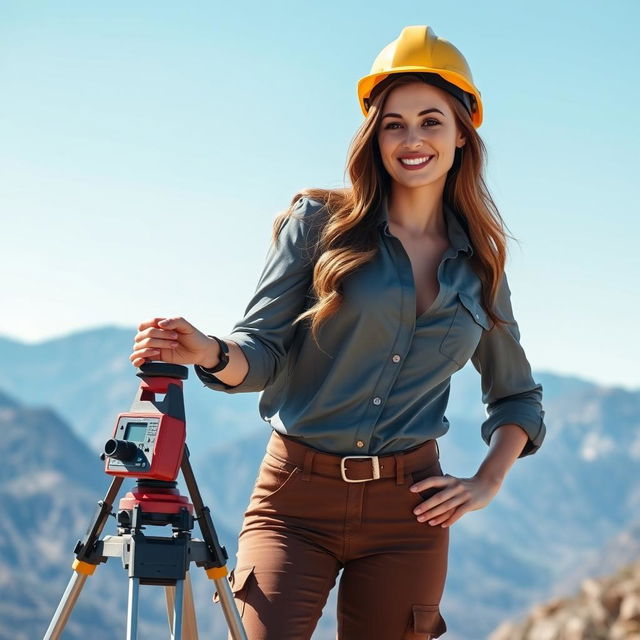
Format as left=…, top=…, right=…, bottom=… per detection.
left=384, top=119, right=440, bottom=130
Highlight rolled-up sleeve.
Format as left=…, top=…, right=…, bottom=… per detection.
left=194, top=196, right=326, bottom=394
left=470, top=271, right=546, bottom=458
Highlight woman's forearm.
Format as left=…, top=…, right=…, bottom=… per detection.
left=474, top=423, right=530, bottom=486
left=200, top=338, right=250, bottom=387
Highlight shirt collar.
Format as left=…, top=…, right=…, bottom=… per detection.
left=375, top=194, right=474, bottom=257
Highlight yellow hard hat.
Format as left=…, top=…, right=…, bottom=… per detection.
left=357, top=25, right=483, bottom=128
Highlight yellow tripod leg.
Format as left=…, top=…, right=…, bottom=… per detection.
left=43, top=568, right=91, bottom=640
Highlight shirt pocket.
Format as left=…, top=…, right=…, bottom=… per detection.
left=439, top=291, right=492, bottom=367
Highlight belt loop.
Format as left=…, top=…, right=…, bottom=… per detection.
left=435, top=438, right=440, bottom=459
left=395, top=452, right=405, bottom=485
left=302, top=449, right=316, bottom=482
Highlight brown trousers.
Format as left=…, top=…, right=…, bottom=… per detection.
left=214, top=430, right=449, bottom=639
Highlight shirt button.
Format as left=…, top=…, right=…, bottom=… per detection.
left=373, top=396, right=382, bottom=405
left=356, top=440, right=365, bottom=448
left=392, top=354, right=401, bottom=363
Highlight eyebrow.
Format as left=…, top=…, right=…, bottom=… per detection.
left=381, top=108, right=446, bottom=120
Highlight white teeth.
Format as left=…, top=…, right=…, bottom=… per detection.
left=400, top=156, right=432, bottom=165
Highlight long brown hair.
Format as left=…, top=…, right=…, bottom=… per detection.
left=272, top=72, right=515, bottom=345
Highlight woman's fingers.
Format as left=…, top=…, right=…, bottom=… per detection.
left=133, top=327, right=180, bottom=353
left=157, top=317, right=194, bottom=334
left=136, top=326, right=178, bottom=341
left=411, top=475, right=465, bottom=525
left=138, top=317, right=167, bottom=332
left=134, top=326, right=179, bottom=346
left=425, top=506, right=458, bottom=528
left=130, top=347, right=161, bottom=367
left=410, top=474, right=451, bottom=494
left=416, top=493, right=465, bottom=523
left=136, top=337, right=179, bottom=350
left=131, top=317, right=202, bottom=369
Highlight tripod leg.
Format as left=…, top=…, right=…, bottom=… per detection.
left=44, top=477, right=124, bottom=639
left=214, top=577, right=249, bottom=640
left=181, top=449, right=247, bottom=640
left=172, top=579, right=185, bottom=640
left=182, top=574, right=199, bottom=640
left=127, top=577, right=140, bottom=640
left=43, top=571, right=88, bottom=640
left=166, top=574, right=199, bottom=640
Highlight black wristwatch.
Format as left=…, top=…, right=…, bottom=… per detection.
left=198, top=335, right=230, bottom=373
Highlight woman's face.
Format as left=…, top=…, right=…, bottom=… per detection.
left=376, top=81, right=466, bottom=191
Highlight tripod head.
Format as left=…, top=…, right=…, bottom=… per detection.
left=103, top=362, right=189, bottom=482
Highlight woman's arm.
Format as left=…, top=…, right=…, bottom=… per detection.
left=410, top=422, right=530, bottom=528
left=474, top=423, right=530, bottom=486
left=409, top=273, right=545, bottom=527
left=470, top=270, right=547, bottom=459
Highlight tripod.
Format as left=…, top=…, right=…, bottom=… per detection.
left=43, top=363, right=247, bottom=640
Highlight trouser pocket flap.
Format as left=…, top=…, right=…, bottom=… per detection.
left=412, top=604, right=447, bottom=638
left=212, top=564, right=255, bottom=603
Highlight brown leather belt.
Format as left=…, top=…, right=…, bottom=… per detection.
left=266, top=429, right=440, bottom=484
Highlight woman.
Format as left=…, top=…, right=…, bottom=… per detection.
left=130, top=25, right=546, bottom=640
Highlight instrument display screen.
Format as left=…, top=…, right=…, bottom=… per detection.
left=124, top=422, right=148, bottom=442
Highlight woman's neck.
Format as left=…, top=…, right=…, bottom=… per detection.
left=387, top=183, right=446, bottom=238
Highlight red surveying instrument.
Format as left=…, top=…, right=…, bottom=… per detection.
left=43, top=362, right=248, bottom=640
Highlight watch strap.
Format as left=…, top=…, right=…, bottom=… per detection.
left=198, top=335, right=230, bottom=373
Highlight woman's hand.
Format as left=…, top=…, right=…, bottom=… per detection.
left=409, top=473, right=503, bottom=528
left=130, top=317, right=220, bottom=368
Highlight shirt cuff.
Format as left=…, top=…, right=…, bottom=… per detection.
left=193, top=332, right=265, bottom=394
left=481, top=404, right=547, bottom=458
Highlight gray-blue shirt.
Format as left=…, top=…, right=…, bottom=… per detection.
left=195, top=195, right=546, bottom=458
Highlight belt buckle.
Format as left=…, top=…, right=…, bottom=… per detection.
left=340, top=455, right=381, bottom=483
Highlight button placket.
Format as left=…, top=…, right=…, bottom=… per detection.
left=352, top=236, right=415, bottom=453
left=357, top=344, right=411, bottom=450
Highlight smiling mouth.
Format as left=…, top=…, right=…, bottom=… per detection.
left=397, top=155, right=434, bottom=170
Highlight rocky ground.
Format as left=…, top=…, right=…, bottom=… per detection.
left=489, top=558, right=640, bottom=640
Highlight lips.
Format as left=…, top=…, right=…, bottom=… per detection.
left=397, top=155, right=434, bottom=170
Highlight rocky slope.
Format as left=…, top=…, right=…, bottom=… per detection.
left=490, top=557, right=640, bottom=639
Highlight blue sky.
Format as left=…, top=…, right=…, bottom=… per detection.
left=1, top=0, right=638, bottom=389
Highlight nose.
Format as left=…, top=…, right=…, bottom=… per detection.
left=403, top=126, right=424, bottom=149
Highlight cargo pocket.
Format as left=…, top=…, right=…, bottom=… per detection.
left=212, top=564, right=255, bottom=617
left=409, top=604, right=447, bottom=639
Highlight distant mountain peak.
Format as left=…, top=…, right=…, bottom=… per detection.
left=0, top=388, right=20, bottom=409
